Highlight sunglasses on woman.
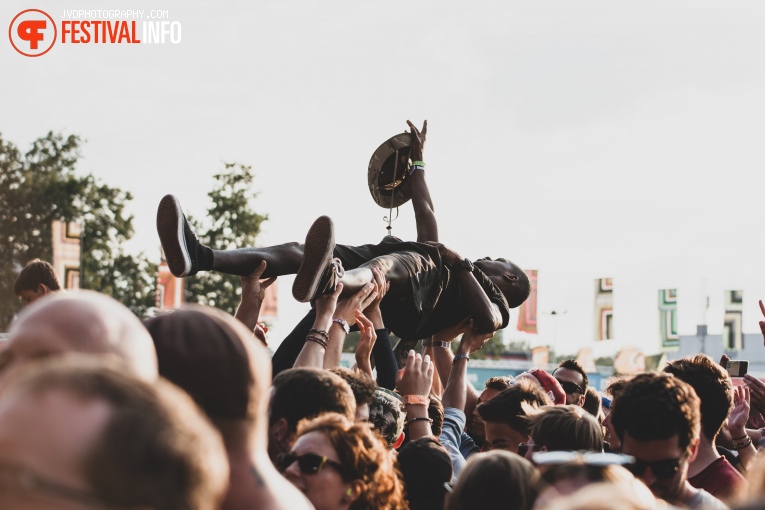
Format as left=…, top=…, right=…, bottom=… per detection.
left=626, top=458, right=681, bottom=480
left=276, top=452, right=346, bottom=476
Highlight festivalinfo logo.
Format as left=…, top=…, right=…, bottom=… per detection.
left=9, top=8, right=181, bottom=57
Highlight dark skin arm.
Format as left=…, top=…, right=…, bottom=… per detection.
left=425, top=241, right=503, bottom=334
left=442, top=322, right=493, bottom=411
left=406, top=120, right=438, bottom=243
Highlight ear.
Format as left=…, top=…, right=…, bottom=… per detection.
left=503, top=273, right=519, bottom=281
left=272, top=418, right=291, bottom=444
left=392, top=431, right=405, bottom=450
left=37, top=283, right=50, bottom=295
left=578, top=394, right=586, bottom=406
left=687, top=437, right=700, bottom=463
left=347, top=480, right=364, bottom=503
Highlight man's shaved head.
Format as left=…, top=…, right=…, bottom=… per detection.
left=1, top=290, right=157, bottom=385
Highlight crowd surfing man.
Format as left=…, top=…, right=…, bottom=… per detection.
left=156, top=120, right=530, bottom=350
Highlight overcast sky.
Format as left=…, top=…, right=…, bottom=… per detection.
left=3, top=0, right=765, bottom=353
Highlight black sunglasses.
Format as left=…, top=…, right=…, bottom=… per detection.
left=517, top=443, right=544, bottom=457
left=626, top=458, right=681, bottom=480
left=557, top=380, right=583, bottom=395
left=276, top=452, right=346, bottom=476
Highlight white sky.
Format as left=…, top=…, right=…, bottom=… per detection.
left=3, top=0, right=765, bottom=353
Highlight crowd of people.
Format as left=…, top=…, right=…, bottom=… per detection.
left=4, top=120, right=765, bottom=509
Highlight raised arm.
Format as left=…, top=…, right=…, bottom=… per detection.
left=234, top=260, right=277, bottom=344
left=426, top=242, right=503, bottom=334
left=407, top=120, right=438, bottom=243
left=397, top=350, right=435, bottom=441
left=294, top=284, right=343, bottom=369
left=323, top=282, right=376, bottom=369
left=442, top=323, right=493, bottom=411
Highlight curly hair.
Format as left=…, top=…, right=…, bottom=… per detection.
left=663, top=354, right=733, bottom=441
left=369, top=389, right=405, bottom=447
left=428, top=394, right=445, bottom=437
left=610, top=372, right=700, bottom=452
left=485, top=376, right=514, bottom=393
left=297, top=413, right=409, bottom=510
left=330, top=367, right=377, bottom=407
left=604, top=375, right=632, bottom=399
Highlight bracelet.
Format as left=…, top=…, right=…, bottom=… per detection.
left=734, top=438, right=753, bottom=450
left=402, top=395, right=430, bottom=406
left=423, top=340, right=451, bottom=349
left=405, top=416, right=433, bottom=427
left=332, top=319, right=350, bottom=335
left=453, top=353, right=470, bottom=364
left=306, top=335, right=328, bottom=349
left=308, top=328, right=329, bottom=340
left=731, top=434, right=748, bottom=441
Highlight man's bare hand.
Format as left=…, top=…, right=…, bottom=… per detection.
left=355, top=311, right=377, bottom=378
left=729, top=385, right=751, bottom=436
left=315, top=283, right=344, bottom=325
left=424, top=241, right=463, bottom=265
left=407, top=119, right=427, bottom=162
left=457, top=320, right=494, bottom=355
left=396, top=350, right=434, bottom=397
left=432, top=317, right=471, bottom=343
left=240, top=260, right=277, bottom=304
left=745, top=373, right=765, bottom=416
left=334, top=282, right=377, bottom=327
left=235, top=260, right=277, bottom=334
left=363, top=268, right=389, bottom=330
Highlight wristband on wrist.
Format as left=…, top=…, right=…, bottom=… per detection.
left=453, top=353, right=470, bottom=364
left=306, top=335, right=328, bottom=349
left=402, top=395, right=430, bottom=406
left=405, top=416, right=434, bottom=427
left=734, top=438, right=753, bottom=449
left=423, top=340, right=451, bottom=349
left=409, top=160, right=425, bottom=174
left=308, top=328, right=329, bottom=340
left=332, top=318, right=350, bottom=334
left=731, top=434, right=748, bottom=441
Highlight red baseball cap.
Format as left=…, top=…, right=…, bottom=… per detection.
left=525, top=368, right=566, bottom=405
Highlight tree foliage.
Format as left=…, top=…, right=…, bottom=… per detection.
left=184, top=163, right=268, bottom=314
left=0, top=132, right=157, bottom=330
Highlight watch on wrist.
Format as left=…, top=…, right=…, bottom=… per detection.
left=402, top=395, right=430, bottom=406
left=458, top=258, right=474, bottom=272
left=332, top=318, right=350, bottom=335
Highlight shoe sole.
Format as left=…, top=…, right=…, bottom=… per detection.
left=157, top=194, right=192, bottom=277
left=292, top=216, right=335, bottom=302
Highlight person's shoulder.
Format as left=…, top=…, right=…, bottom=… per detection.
left=687, top=489, right=729, bottom=510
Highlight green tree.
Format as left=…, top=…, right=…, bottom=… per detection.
left=184, top=163, right=268, bottom=314
left=0, top=132, right=157, bottom=330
